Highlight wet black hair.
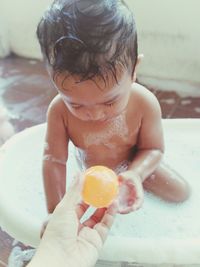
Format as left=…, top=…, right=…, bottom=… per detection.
left=37, top=0, right=138, bottom=84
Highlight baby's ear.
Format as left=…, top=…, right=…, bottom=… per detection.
left=132, top=54, right=144, bottom=82
left=137, top=54, right=144, bottom=66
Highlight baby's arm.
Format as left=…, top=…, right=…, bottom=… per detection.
left=118, top=90, right=164, bottom=213
left=43, top=97, right=69, bottom=214
left=128, top=90, right=164, bottom=180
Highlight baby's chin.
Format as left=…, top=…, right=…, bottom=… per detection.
left=73, top=110, right=124, bottom=122
left=77, top=116, right=116, bottom=123
left=79, top=118, right=108, bottom=123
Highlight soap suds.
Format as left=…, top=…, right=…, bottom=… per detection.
left=43, top=154, right=66, bottom=166
left=181, top=99, right=192, bottom=105
left=194, top=107, right=200, bottom=113
left=8, top=246, right=35, bottom=267
left=43, top=141, right=66, bottom=165
left=83, top=113, right=129, bottom=148
left=160, top=98, right=176, bottom=105
left=29, top=60, right=37, bottom=65
left=43, top=142, right=49, bottom=150
left=114, top=160, right=129, bottom=174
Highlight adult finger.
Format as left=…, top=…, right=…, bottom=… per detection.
left=54, top=174, right=84, bottom=214
left=46, top=175, right=83, bottom=236
left=93, top=209, right=116, bottom=243
left=42, top=174, right=86, bottom=240
left=76, top=201, right=89, bottom=220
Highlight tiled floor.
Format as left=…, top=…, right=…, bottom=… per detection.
left=0, top=55, right=200, bottom=266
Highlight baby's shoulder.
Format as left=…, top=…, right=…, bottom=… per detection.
left=130, top=83, right=161, bottom=112
left=48, top=94, right=67, bottom=114
left=46, top=94, right=69, bottom=124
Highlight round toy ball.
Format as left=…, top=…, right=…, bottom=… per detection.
left=82, top=165, right=119, bottom=208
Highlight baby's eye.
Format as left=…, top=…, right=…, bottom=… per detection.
left=104, top=101, right=115, bottom=107
left=71, top=105, right=83, bottom=109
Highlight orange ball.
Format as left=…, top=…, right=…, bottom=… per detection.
left=82, top=165, right=119, bottom=208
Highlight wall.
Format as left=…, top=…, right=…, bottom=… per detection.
left=0, top=0, right=50, bottom=59
left=0, top=0, right=200, bottom=92
left=126, top=0, right=200, bottom=93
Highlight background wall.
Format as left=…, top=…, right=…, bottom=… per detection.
left=126, top=0, right=200, bottom=94
left=0, top=0, right=200, bottom=92
left=0, top=0, right=50, bottom=59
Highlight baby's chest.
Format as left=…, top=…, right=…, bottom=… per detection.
left=68, top=115, right=140, bottom=151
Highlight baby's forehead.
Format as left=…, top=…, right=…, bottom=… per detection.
left=53, top=68, right=130, bottom=93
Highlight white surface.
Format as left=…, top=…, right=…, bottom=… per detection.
left=1, top=0, right=200, bottom=88
left=0, top=0, right=51, bottom=58
left=0, top=119, right=200, bottom=264
left=129, top=0, right=200, bottom=84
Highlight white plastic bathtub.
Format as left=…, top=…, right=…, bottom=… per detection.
left=0, top=119, right=200, bottom=265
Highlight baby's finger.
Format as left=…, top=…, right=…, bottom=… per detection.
left=131, top=193, right=144, bottom=210
left=83, top=207, right=107, bottom=228
left=117, top=205, right=133, bottom=214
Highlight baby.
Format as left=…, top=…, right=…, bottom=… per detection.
left=37, top=0, right=190, bottom=216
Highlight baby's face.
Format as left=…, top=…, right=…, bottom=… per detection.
left=52, top=69, right=133, bottom=122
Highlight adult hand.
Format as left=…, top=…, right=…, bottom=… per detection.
left=40, top=216, right=50, bottom=239
left=117, top=170, right=144, bottom=214
left=28, top=176, right=117, bottom=267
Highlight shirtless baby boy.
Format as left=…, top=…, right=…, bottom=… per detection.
left=37, top=0, right=190, bottom=216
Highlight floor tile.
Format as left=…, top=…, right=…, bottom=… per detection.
left=0, top=228, right=13, bottom=266
left=0, top=261, right=7, bottom=267
left=171, top=97, right=200, bottom=118
left=156, top=91, right=181, bottom=118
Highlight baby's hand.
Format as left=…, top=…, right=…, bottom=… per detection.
left=117, top=171, right=144, bottom=214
